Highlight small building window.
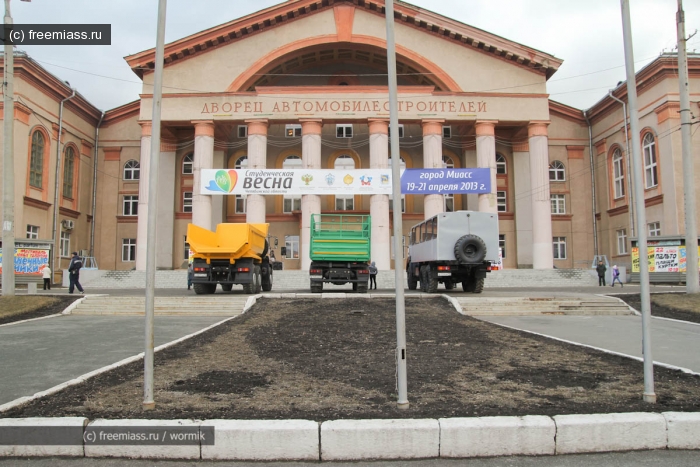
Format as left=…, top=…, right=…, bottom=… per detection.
left=30, top=130, right=45, bottom=188
left=496, top=153, right=507, bottom=175
left=285, top=124, right=302, bottom=137
left=183, top=191, right=193, bottom=213
left=184, top=236, right=191, bottom=261
left=648, top=222, right=661, bottom=237
left=60, top=231, right=70, bottom=258
left=26, top=225, right=39, bottom=239
left=235, top=195, right=247, bottom=214
left=499, top=234, right=506, bottom=258
left=182, top=153, right=194, bottom=174
left=642, top=133, right=658, bottom=188
left=442, top=126, right=451, bottom=139
left=551, top=194, right=566, bottom=214
left=238, top=125, right=248, bottom=138
left=549, top=160, right=565, bottom=181
left=617, top=229, right=628, bottom=255
left=336, top=124, right=353, bottom=138
left=123, top=160, right=140, bottom=180
left=285, top=235, right=299, bottom=259
left=122, top=238, right=136, bottom=262
left=553, top=236, right=566, bottom=259
left=123, top=195, right=138, bottom=216
left=612, top=149, right=625, bottom=199
left=62, top=146, right=75, bottom=199
left=497, top=191, right=507, bottom=212
left=282, top=155, right=302, bottom=213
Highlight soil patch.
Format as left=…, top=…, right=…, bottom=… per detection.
left=5, top=297, right=700, bottom=421
left=0, top=295, right=80, bottom=325
left=615, top=292, right=700, bottom=324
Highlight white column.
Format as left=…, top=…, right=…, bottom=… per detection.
left=300, top=119, right=322, bottom=271
left=245, top=119, right=268, bottom=225
left=476, top=120, right=498, bottom=214
left=156, top=141, right=176, bottom=269
left=422, top=120, right=444, bottom=219
left=135, top=122, right=151, bottom=271
left=211, top=149, right=225, bottom=227
left=192, top=121, right=214, bottom=230
left=513, top=142, right=533, bottom=268
left=528, top=122, right=554, bottom=269
left=368, top=119, right=391, bottom=270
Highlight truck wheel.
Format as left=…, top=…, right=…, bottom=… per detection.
left=419, top=265, right=428, bottom=292
left=473, top=278, right=485, bottom=294
left=357, top=282, right=368, bottom=294
left=262, top=269, right=273, bottom=292
left=444, top=281, right=455, bottom=290
left=454, top=234, right=487, bottom=263
left=426, top=265, right=438, bottom=293
left=462, top=278, right=475, bottom=292
left=221, top=284, right=233, bottom=292
left=242, top=275, right=256, bottom=294
left=407, top=262, right=418, bottom=290
left=310, top=281, right=323, bottom=293
left=352, top=282, right=358, bottom=291
left=193, top=283, right=210, bottom=295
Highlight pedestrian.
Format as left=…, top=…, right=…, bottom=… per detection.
left=611, top=264, right=623, bottom=287
left=596, top=260, right=607, bottom=287
left=68, top=252, right=84, bottom=294
left=41, top=263, right=51, bottom=290
left=369, top=261, right=378, bottom=290
left=187, top=262, right=193, bottom=290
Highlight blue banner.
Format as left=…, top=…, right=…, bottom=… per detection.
left=400, top=168, right=491, bottom=194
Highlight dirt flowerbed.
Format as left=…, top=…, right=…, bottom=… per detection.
left=0, top=295, right=79, bottom=325
left=5, top=297, right=700, bottom=421
left=615, top=292, right=700, bottom=324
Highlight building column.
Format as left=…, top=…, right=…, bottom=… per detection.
left=368, top=119, right=391, bottom=270
left=513, top=141, right=533, bottom=268
left=528, top=122, right=554, bottom=269
left=476, top=120, right=498, bottom=214
left=246, top=119, right=268, bottom=224
left=156, top=140, right=176, bottom=269
left=191, top=121, right=214, bottom=231
left=211, top=149, right=225, bottom=227
left=422, top=119, right=444, bottom=219
left=135, top=122, right=151, bottom=271
left=300, top=119, right=322, bottom=271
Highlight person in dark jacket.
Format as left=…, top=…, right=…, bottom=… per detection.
left=596, top=260, right=607, bottom=287
left=369, top=261, right=378, bottom=290
left=68, top=252, right=85, bottom=294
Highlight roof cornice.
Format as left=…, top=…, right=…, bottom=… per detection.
left=102, top=100, right=141, bottom=127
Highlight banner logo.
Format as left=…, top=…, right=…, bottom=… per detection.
left=206, top=169, right=237, bottom=193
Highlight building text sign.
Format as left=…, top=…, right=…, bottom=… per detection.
left=401, top=169, right=490, bottom=194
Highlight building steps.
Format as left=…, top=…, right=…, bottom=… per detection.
left=70, top=295, right=248, bottom=316
left=455, top=297, right=632, bottom=316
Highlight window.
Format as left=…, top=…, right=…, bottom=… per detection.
left=184, top=236, right=191, bottom=261
left=549, top=160, right=565, bottom=181
left=234, top=156, right=248, bottom=170
left=648, top=222, right=661, bottom=237
left=237, top=125, right=248, bottom=138
left=285, top=235, right=299, bottom=259
left=30, top=130, right=45, bottom=188
left=285, top=124, right=301, bottom=137
left=499, top=234, right=506, bottom=258
left=122, top=239, right=136, bottom=262
left=336, top=124, right=353, bottom=138
left=443, top=155, right=455, bottom=211
left=612, top=148, right=625, bottom=199
left=388, top=157, right=406, bottom=212
left=123, top=160, right=140, bottom=180
left=283, top=155, right=302, bottom=213
left=62, top=146, right=75, bottom=198
left=553, top=236, right=566, bottom=259
left=183, top=191, right=193, bottom=213
left=123, top=195, right=138, bottom=216
left=26, top=225, right=39, bottom=239
left=388, top=124, right=404, bottom=138
left=642, top=133, right=658, bottom=188
left=60, top=231, right=70, bottom=258
left=335, top=154, right=355, bottom=211
left=551, top=194, right=566, bottom=214
left=235, top=195, right=247, bottom=214
left=617, top=229, right=628, bottom=255
left=496, top=153, right=507, bottom=175
left=442, top=126, right=451, bottom=139
left=497, top=191, right=507, bottom=212
left=182, top=153, right=194, bottom=174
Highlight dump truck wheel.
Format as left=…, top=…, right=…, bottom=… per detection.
left=454, top=234, right=487, bottom=263
left=221, top=284, right=233, bottom=292
left=311, top=281, right=323, bottom=293
left=193, top=283, right=210, bottom=295
left=254, top=267, right=262, bottom=294
left=262, top=270, right=272, bottom=292
left=242, top=275, right=255, bottom=294
left=444, top=281, right=455, bottom=290
left=357, top=282, right=368, bottom=294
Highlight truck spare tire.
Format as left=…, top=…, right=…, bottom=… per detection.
left=454, top=234, right=487, bottom=263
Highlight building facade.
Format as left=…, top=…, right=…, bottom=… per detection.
left=1, top=0, right=699, bottom=282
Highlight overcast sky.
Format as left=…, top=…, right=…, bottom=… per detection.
left=11, top=0, right=700, bottom=112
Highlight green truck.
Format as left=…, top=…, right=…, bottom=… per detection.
left=309, top=214, right=371, bottom=293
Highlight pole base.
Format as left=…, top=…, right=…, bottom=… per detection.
left=396, top=401, right=410, bottom=410
left=143, top=401, right=156, bottom=411
left=643, top=393, right=657, bottom=403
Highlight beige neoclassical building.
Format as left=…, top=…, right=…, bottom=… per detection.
left=2, top=0, right=699, bottom=282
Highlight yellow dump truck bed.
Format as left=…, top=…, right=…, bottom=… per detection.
left=187, top=223, right=269, bottom=262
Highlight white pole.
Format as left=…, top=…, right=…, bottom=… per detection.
left=144, top=0, right=167, bottom=411
left=620, top=0, right=655, bottom=403
left=677, top=0, right=699, bottom=294
left=385, top=0, right=408, bottom=409
left=2, top=0, right=15, bottom=296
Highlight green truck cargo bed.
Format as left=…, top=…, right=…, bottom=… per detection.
left=309, top=214, right=371, bottom=262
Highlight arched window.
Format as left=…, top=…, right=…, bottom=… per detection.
left=62, top=146, right=75, bottom=198
left=234, top=156, right=248, bottom=213
left=283, top=155, right=302, bottom=213
left=496, top=153, right=507, bottom=174
left=29, top=130, right=45, bottom=188
left=182, top=153, right=194, bottom=174
left=612, top=148, right=625, bottom=199
left=549, top=160, right=565, bottom=181
left=123, top=160, right=140, bottom=180
left=443, top=155, right=455, bottom=212
left=642, top=133, right=658, bottom=188
left=388, top=157, right=406, bottom=213
left=335, top=155, right=355, bottom=211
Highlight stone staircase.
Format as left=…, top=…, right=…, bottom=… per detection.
left=77, top=268, right=599, bottom=290
left=70, top=295, right=249, bottom=317
left=454, top=296, right=633, bottom=316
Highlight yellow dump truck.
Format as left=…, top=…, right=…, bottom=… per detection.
left=186, top=223, right=272, bottom=294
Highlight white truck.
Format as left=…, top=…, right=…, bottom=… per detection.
left=405, top=211, right=499, bottom=293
